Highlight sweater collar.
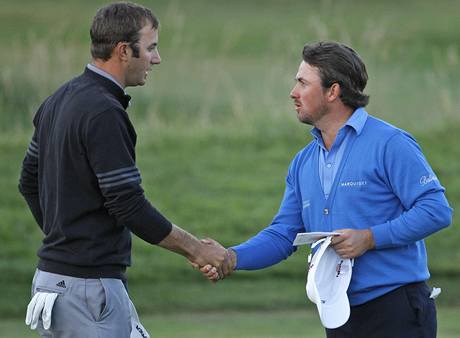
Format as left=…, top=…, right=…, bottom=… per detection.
left=310, top=107, right=368, bottom=141
left=84, top=66, right=131, bottom=109
left=345, top=107, right=368, bottom=136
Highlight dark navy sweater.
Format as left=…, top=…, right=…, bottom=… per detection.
left=19, top=67, right=172, bottom=280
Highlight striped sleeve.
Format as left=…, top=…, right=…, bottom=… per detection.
left=85, top=108, right=172, bottom=244
left=96, top=166, right=141, bottom=189
left=26, top=139, right=39, bottom=158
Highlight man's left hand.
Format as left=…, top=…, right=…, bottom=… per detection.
left=330, top=229, right=375, bottom=259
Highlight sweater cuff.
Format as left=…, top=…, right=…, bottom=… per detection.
left=19, top=189, right=44, bottom=230
left=230, top=245, right=250, bottom=270
left=125, top=202, right=172, bottom=244
left=370, top=221, right=393, bottom=249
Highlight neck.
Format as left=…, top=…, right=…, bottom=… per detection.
left=316, top=105, right=354, bottom=150
left=91, top=59, right=126, bottom=88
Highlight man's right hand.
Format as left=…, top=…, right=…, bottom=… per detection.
left=190, top=237, right=228, bottom=270
left=157, top=224, right=229, bottom=274
left=197, top=246, right=236, bottom=282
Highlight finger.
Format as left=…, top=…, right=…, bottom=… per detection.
left=205, top=266, right=217, bottom=277
left=42, top=293, right=58, bottom=330
left=336, top=249, right=351, bottom=259
left=217, top=267, right=224, bottom=280
left=25, top=292, right=40, bottom=325
left=222, top=264, right=231, bottom=277
left=31, top=292, right=47, bottom=329
left=209, top=272, right=220, bottom=282
left=200, top=264, right=213, bottom=273
left=331, top=235, right=347, bottom=246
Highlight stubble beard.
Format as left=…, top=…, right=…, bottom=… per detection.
left=297, top=105, right=328, bottom=127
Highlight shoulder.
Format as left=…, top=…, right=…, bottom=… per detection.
left=64, top=72, right=126, bottom=117
left=362, top=116, right=418, bottom=145
left=360, top=116, right=426, bottom=168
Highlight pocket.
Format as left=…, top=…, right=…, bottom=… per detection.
left=85, top=279, right=108, bottom=322
left=35, top=286, right=64, bottom=295
left=403, top=283, right=433, bottom=326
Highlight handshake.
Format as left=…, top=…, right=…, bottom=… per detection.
left=190, top=238, right=237, bottom=282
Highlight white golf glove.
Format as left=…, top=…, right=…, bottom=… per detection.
left=25, top=292, right=59, bottom=330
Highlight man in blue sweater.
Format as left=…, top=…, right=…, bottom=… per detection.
left=202, top=41, right=452, bottom=337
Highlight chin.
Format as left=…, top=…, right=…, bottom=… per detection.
left=131, top=80, right=146, bottom=87
left=297, top=115, right=313, bottom=126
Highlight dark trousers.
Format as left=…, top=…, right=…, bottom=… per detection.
left=326, top=282, right=437, bottom=338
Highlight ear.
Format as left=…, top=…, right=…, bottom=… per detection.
left=113, top=42, right=131, bottom=62
left=326, top=83, right=341, bottom=102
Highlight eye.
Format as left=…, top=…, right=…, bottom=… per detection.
left=298, top=80, right=307, bottom=88
left=294, top=78, right=307, bottom=87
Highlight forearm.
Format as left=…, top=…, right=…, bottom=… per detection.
left=157, top=224, right=202, bottom=261
left=232, top=227, right=296, bottom=270
left=19, top=151, right=43, bottom=229
left=371, top=197, right=452, bottom=249
left=19, top=191, right=43, bottom=230
left=123, top=201, right=172, bottom=244
left=157, top=224, right=227, bottom=267
left=374, top=132, right=453, bottom=249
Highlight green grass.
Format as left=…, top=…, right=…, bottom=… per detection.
left=3, top=307, right=460, bottom=338
left=1, top=123, right=459, bottom=318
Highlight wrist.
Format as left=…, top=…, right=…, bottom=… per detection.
left=366, top=229, right=375, bottom=250
left=188, top=241, right=204, bottom=263
left=228, top=248, right=237, bottom=270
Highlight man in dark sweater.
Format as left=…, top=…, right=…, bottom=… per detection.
left=19, top=3, right=228, bottom=337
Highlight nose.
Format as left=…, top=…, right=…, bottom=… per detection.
left=290, top=86, right=298, bottom=99
left=151, top=50, right=161, bottom=65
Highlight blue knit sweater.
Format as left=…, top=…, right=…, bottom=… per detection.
left=232, top=112, right=452, bottom=305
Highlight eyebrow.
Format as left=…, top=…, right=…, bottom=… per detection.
left=295, top=76, right=308, bottom=84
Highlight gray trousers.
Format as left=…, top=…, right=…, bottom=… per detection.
left=31, top=269, right=149, bottom=338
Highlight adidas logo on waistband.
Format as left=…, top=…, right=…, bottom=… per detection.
left=56, top=280, right=66, bottom=288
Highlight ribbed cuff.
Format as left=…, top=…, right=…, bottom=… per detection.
left=370, top=221, right=392, bottom=249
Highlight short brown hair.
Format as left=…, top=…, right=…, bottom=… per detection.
left=90, top=2, right=159, bottom=60
left=302, top=41, right=369, bottom=109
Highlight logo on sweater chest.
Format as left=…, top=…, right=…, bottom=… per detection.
left=339, top=180, right=367, bottom=188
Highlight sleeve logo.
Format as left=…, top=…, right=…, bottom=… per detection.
left=420, top=175, right=438, bottom=186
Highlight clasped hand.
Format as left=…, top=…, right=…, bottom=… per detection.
left=189, top=238, right=236, bottom=282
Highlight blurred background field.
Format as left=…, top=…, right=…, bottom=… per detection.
left=0, top=0, right=459, bottom=336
